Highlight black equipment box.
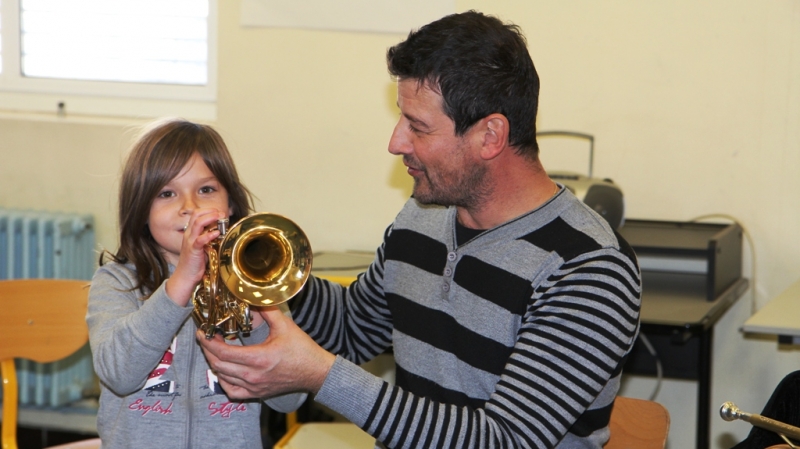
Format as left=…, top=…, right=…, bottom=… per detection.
left=618, top=219, right=743, bottom=301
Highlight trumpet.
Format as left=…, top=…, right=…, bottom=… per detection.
left=192, top=213, right=312, bottom=339
left=720, top=402, right=800, bottom=448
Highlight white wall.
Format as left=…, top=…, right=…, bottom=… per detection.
left=1, top=1, right=798, bottom=447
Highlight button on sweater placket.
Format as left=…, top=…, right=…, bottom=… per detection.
left=442, top=251, right=458, bottom=296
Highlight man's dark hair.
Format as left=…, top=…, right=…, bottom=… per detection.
left=387, top=10, right=540, bottom=158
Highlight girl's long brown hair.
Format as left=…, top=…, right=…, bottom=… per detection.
left=103, top=118, right=254, bottom=296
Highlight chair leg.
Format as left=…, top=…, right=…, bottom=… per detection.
left=2, top=359, right=19, bottom=449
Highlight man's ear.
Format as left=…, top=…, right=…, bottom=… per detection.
left=479, top=114, right=510, bottom=160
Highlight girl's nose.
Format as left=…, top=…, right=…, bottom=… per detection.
left=181, top=197, right=197, bottom=215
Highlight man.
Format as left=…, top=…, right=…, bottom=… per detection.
left=199, top=10, right=641, bottom=448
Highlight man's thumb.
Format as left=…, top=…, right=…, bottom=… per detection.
left=259, top=306, right=287, bottom=331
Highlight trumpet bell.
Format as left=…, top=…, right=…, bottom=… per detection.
left=218, top=213, right=312, bottom=307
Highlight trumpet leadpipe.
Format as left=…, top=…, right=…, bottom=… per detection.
left=720, top=401, right=800, bottom=442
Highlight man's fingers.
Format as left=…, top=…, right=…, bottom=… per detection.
left=197, top=330, right=269, bottom=398
left=217, top=375, right=260, bottom=399
left=197, top=330, right=255, bottom=367
left=259, top=306, right=289, bottom=330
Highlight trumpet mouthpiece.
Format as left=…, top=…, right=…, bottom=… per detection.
left=720, top=402, right=742, bottom=421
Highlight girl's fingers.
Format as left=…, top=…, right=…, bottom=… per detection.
left=185, top=209, right=226, bottom=247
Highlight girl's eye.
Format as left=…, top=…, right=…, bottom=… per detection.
left=158, top=190, right=174, bottom=198
left=199, top=186, right=216, bottom=194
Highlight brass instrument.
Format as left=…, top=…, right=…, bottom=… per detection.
left=720, top=402, right=800, bottom=448
left=192, top=213, right=312, bottom=339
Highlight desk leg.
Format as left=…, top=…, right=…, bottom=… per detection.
left=696, top=328, right=713, bottom=449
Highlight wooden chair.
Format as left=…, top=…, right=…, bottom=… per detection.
left=0, top=279, right=101, bottom=449
left=606, top=396, right=671, bottom=449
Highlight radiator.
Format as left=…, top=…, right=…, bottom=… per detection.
left=0, top=207, right=97, bottom=407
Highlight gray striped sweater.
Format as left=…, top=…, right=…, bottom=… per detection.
left=294, top=188, right=641, bottom=448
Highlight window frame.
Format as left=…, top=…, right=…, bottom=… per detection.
left=0, top=0, right=218, bottom=120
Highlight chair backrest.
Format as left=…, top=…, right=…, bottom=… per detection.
left=0, top=279, right=90, bottom=449
left=606, top=396, right=670, bottom=449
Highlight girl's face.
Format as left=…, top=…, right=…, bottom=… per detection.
left=148, top=152, right=232, bottom=266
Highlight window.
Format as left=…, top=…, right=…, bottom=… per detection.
left=0, top=0, right=217, bottom=120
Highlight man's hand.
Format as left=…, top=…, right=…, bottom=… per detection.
left=197, top=306, right=336, bottom=399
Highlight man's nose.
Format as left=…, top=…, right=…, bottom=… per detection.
left=388, top=121, right=411, bottom=156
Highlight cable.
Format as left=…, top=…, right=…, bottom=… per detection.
left=637, top=333, right=663, bottom=401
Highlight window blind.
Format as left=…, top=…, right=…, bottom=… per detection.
left=20, top=0, right=208, bottom=85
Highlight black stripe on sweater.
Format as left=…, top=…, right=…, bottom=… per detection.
left=371, top=384, right=401, bottom=438
left=394, top=364, right=487, bottom=409
left=569, top=400, right=614, bottom=437
left=385, top=387, right=409, bottom=444
left=405, top=396, right=428, bottom=448
left=389, top=293, right=513, bottom=375
left=614, top=229, right=640, bottom=271
left=548, top=263, right=640, bottom=297
left=364, top=381, right=390, bottom=430
left=453, top=255, right=532, bottom=316
left=538, top=289, right=639, bottom=329
left=421, top=398, right=438, bottom=448
left=520, top=217, right=602, bottom=260
left=394, top=394, right=422, bottom=448
left=384, top=228, right=448, bottom=275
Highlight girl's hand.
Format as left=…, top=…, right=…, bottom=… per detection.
left=166, top=209, right=225, bottom=307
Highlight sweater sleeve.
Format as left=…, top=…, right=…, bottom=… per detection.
left=291, top=244, right=394, bottom=366
left=308, top=246, right=641, bottom=449
left=87, top=264, right=194, bottom=396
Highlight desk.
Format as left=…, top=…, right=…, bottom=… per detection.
left=312, top=251, right=372, bottom=284
left=624, top=273, right=749, bottom=449
left=742, top=278, right=800, bottom=342
left=618, top=219, right=747, bottom=449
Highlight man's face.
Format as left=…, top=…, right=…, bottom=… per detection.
left=388, top=79, right=489, bottom=208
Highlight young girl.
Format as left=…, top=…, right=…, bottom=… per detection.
left=87, top=118, right=305, bottom=448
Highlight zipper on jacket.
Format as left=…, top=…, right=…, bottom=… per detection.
left=185, top=329, right=196, bottom=449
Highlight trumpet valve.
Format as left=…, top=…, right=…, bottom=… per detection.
left=217, top=217, right=229, bottom=235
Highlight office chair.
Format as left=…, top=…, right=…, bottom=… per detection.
left=606, top=396, right=671, bottom=449
left=0, top=279, right=101, bottom=449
